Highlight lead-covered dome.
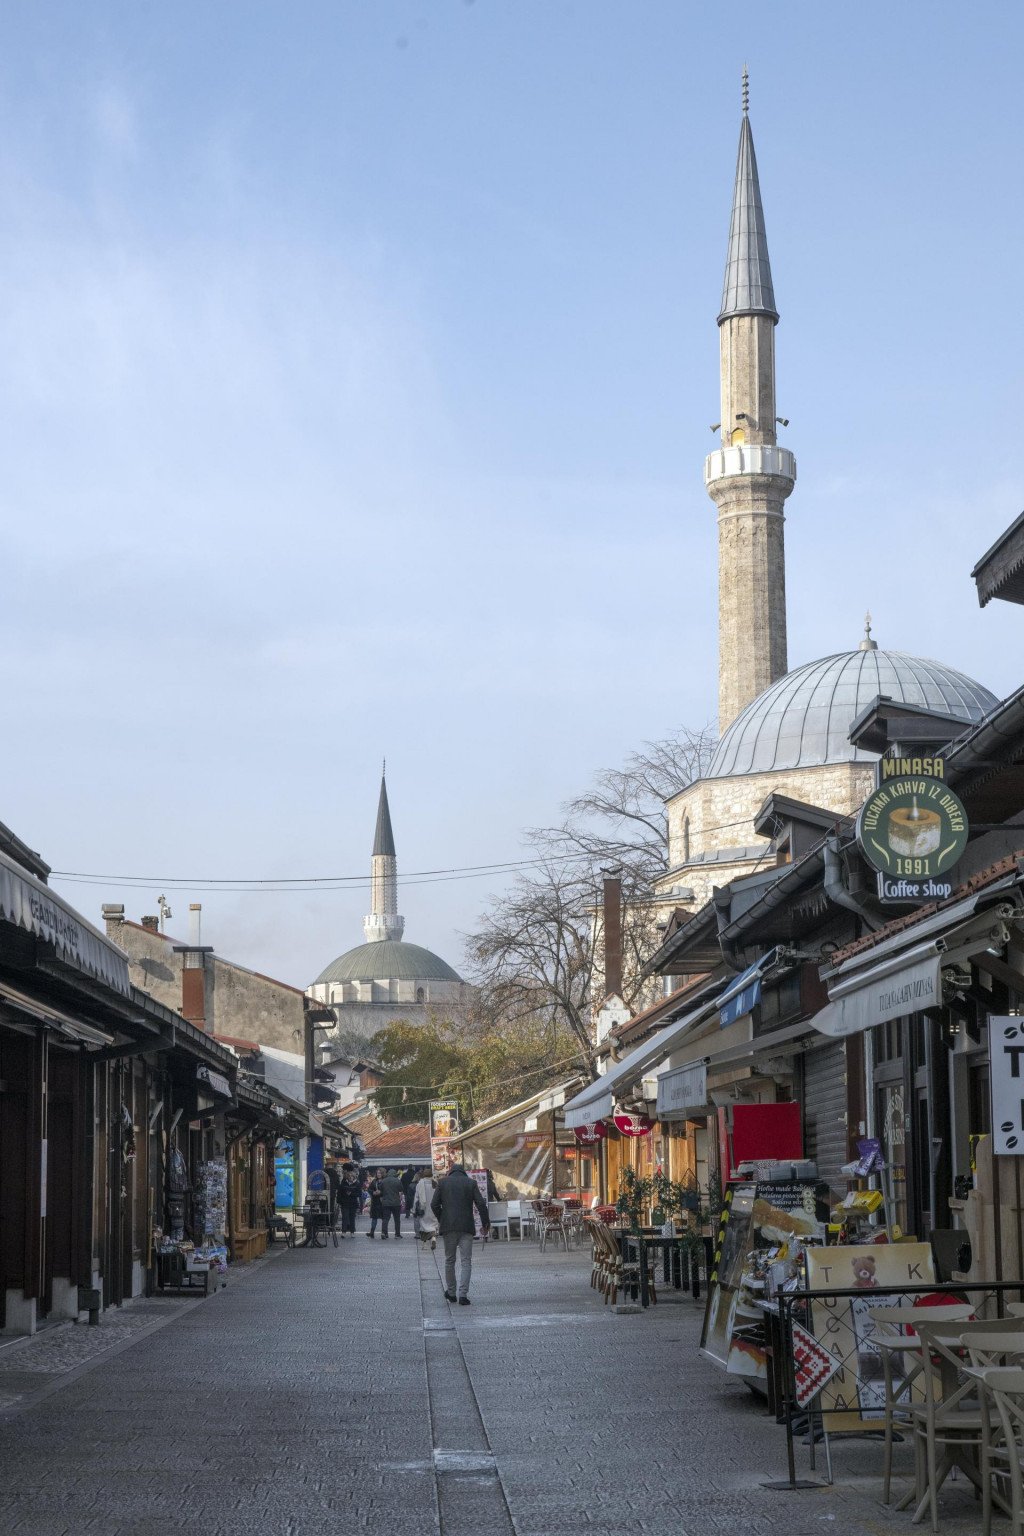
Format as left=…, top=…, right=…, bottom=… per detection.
left=314, top=939, right=462, bottom=986
left=708, top=649, right=997, bottom=779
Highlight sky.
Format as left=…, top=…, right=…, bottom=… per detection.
left=1, top=2, right=1022, bottom=988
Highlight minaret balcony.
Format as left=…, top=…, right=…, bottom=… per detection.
left=704, top=443, right=796, bottom=489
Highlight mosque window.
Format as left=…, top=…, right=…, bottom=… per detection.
left=416, top=987, right=425, bottom=1004
left=730, top=427, right=746, bottom=446
left=682, top=816, right=691, bottom=863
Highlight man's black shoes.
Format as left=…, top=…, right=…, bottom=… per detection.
left=444, top=1291, right=456, bottom=1302
left=458, top=1297, right=471, bottom=1306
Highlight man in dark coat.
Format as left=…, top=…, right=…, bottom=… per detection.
left=366, top=1168, right=385, bottom=1238
left=380, top=1170, right=404, bottom=1238
left=400, top=1164, right=418, bottom=1213
left=338, top=1162, right=361, bottom=1236
left=431, top=1163, right=490, bottom=1304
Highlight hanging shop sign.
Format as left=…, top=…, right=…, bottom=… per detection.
left=856, top=756, right=968, bottom=904
left=429, top=1100, right=460, bottom=1140
left=612, top=1111, right=652, bottom=1137
left=990, top=1017, right=1024, bottom=1155
left=573, top=1121, right=607, bottom=1146
left=429, top=1099, right=461, bottom=1176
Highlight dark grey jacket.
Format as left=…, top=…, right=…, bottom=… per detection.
left=430, top=1167, right=489, bottom=1237
left=380, top=1173, right=403, bottom=1208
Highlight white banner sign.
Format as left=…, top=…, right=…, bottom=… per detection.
left=991, top=1017, right=1024, bottom=1155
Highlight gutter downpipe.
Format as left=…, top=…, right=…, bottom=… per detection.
left=824, top=833, right=882, bottom=933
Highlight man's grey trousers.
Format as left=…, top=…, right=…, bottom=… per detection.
left=443, top=1232, right=475, bottom=1298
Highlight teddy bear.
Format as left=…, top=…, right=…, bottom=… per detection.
left=851, top=1254, right=879, bottom=1288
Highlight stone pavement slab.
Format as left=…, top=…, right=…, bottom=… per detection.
left=0, top=1216, right=995, bottom=1534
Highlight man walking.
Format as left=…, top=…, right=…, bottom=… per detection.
left=338, top=1162, right=361, bottom=1236
left=380, top=1169, right=404, bottom=1238
left=431, top=1161, right=489, bottom=1305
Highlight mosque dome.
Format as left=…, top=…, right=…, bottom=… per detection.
left=708, top=647, right=997, bottom=779
left=314, top=940, right=463, bottom=987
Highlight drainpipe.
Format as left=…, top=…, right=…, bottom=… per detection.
left=823, top=834, right=882, bottom=932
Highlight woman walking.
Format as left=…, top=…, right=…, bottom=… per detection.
left=412, top=1168, right=438, bottom=1250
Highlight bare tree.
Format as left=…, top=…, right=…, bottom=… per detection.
left=467, top=726, right=714, bottom=1073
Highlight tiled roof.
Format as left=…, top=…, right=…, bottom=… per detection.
left=367, top=1123, right=431, bottom=1158
left=827, top=851, right=1024, bottom=967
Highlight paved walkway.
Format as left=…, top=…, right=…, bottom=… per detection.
left=0, top=1218, right=989, bottom=1534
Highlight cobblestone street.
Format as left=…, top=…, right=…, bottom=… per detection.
left=0, top=1223, right=989, bottom=1535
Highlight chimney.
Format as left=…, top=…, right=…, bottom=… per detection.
left=173, top=904, right=211, bottom=1031
left=140, top=915, right=159, bottom=933
left=602, top=871, right=623, bottom=1000
left=102, top=904, right=125, bottom=936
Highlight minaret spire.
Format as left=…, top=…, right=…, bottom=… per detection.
left=705, top=74, right=796, bottom=732
left=363, top=766, right=404, bottom=944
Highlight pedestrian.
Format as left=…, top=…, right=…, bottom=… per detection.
left=400, top=1163, right=418, bottom=1214
left=366, top=1168, right=385, bottom=1238
left=357, top=1167, right=369, bottom=1214
left=380, top=1169, right=404, bottom=1238
left=431, top=1161, right=490, bottom=1305
left=325, top=1159, right=342, bottom=1227
left=412, top=1168, right=438, bottom=1249
left=338, top=1161, right=361, bottom=1236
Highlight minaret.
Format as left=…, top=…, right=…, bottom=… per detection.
left=705, top=70, right=796, bottom=733
left=362, top=768, right=405, bottom=944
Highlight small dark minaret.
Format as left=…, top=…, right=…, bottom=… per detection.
left=362, top=766, right=405, bottom=944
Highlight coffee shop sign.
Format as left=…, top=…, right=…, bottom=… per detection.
left=857, top=756, right=969, bottom=904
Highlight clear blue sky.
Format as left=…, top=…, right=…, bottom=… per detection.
left=1, top=2, right=1021, bottom=986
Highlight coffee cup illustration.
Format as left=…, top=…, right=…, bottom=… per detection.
left=887, top=796, right=941, bottom=858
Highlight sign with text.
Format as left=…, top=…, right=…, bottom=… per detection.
left=429, top=1099, right=461, bottom=1177
left=805, top=1243, right=936, bottom=1430
left=991, top=1017, right=1024, bottom=1154
left=857, top=758, right=968, bottom=892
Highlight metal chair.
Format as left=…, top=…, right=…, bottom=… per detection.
left=962, top=1326, right=1024, bottom=1536
left=973, top=1368, right=1024, bottom=1536
left=867, top=1304, right=973, bottom=1506
left=911, top=1319, right=987, bottom=1532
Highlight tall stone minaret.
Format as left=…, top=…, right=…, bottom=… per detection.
left=705, top=71, right=796, bottom=733
left=362, top=768, right=405, bottom=944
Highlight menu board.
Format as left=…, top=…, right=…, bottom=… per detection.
left=804, top=1242, right=936, bottom=1429
left=701, top=1182, right=824, bottom=1381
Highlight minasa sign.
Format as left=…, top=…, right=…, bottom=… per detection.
left=857, top=754, right=969, bottom=904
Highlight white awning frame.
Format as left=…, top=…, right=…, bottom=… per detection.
left=815, top=894, right=1023, bottom=1039
left=563, top=994, right=721, bottom=1129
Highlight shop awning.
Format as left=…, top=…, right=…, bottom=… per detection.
left=815, top=891, right=1021, bottom=1039
left=656, top=1060, right=709, bottom=1120
left=564, top=993, right=721, bottom=1129
left=0, top=979, right=114, bottom=1046
left=0, top=851, right=131, bottom=996
left=718, top=948, right=782, bottom=1027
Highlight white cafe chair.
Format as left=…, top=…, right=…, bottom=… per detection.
left=487, top=1201, right=509, bottom=1240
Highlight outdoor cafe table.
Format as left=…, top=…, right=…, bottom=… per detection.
left=617, top=1230, right=694, bottom=1308
left=873, top=1323, right=991, bottom=1522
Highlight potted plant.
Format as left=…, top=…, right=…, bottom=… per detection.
left=616, top=1166, right=653, bottom=1234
